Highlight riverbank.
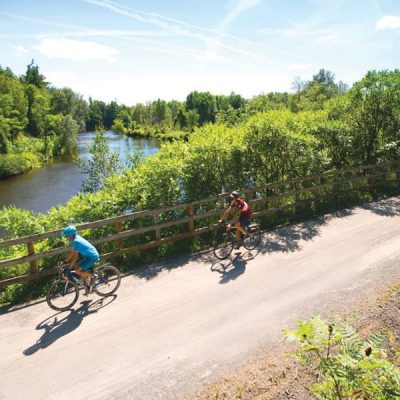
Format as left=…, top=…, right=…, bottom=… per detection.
left=125, top=128, right=190, bottom=141
left=0, top=152, right=43, bottom=179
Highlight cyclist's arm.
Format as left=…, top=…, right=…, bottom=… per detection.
left=67, top=250, right=79, bottom=269
left=229, top=209, right=240, bottom=225
left=220, top=205, right=233, bottom=222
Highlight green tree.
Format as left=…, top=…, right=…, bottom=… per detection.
left=347, top=69, right=400, bottom=163
left=0, top=70, right=28, bottom=144
left=49, top=87, right=88, bottom=131
left=79, top=130, right=120, bottom=192
left=53, top=114, right=79, bottom=157
left=104, top=101, right=119, bottom=130
left=186, top=91, right=216, bottom=125
left=86, top=98, right=106, bottom=131
left=295, top=69, right=343, bottom=111
left=21, top=59, right=47, bottom=88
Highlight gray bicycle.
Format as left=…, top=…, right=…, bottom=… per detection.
left=46, top=261, right=121, bottom=311
left=213, top=221, right=261, bottom=259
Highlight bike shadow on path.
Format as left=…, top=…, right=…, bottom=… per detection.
left=22, top=295, right=116, bottom=356
left=210, top=247, right=261, bottom=284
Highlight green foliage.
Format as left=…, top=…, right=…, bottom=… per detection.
left=242, top=111, right=329, bottom=184
left=294, top=69, right=344, bottom=112
left=52, top=114, right=79, bottom=157
left=286, top=317, right=400, bottom=399
left=0, top=152, right=40, bottom=178
left=21, top=59, right=48, bottom=88
left=347, top=70, right=400, bottom=164
left=186, top=91, right=216, bottom=125
left=0, top=69, right=28, bottom=144
left=0, top=63, right=84, bottom=177
left=79, top=129, right=121, bottom=192
left=49, top=87, right=88, bottom=131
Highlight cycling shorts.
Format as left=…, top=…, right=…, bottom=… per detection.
left=78, top=256, right=99, bottom=270
left=239, top=213, right=251, bottom=228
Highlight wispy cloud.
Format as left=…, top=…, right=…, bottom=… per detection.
left=33, top=38, right=119, bottom=62
left=288, top=63, right=311, bottom=71
left=218, top=0, right=262, bottom=30
left=44, top=70, right=78, bottom=86
left=376, top=16, right=400, bottom=30
left=84, top=0, right=308, bottom=65
left=8, top=44, right=28, bottom=56
left=0, top=11, right=172, bottom=40
left=259, top=26, right=345, bottom=46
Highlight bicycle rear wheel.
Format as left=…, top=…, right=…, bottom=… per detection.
left=93, top=264, right=121, bottom=296
left=213, top=233, right=234, bottom=259
left=243, top=224, right=261, bottom=250
left=46, top=279, right=79, bottom=311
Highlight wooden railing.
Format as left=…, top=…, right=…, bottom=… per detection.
left=1, top=160, right=399, bottom=288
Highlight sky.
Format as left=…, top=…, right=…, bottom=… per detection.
left=0, top=0, right=399, bottom=106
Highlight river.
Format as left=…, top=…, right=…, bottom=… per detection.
left=0, top=131, right=160, bottom=213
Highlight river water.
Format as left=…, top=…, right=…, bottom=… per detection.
left=0, top=131, right=160, bottom=213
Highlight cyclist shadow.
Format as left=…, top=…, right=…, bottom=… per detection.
left=23, top=295, right=116, bottom=356
left=211, top=248, right=260, bottom=284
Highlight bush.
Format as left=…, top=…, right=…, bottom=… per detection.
left=286, top=316, right=400, bottom=399
left=0, top=152, right=41, bottom=178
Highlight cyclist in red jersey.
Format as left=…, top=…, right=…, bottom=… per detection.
left=219, top=191, right=252, bottom=240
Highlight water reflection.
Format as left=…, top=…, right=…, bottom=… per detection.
left=0, top=131, right=160, bottom=213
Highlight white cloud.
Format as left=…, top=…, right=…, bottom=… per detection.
left=33, top=38, right=119, bottom=62
left=219, top=0, right=262, bottom=30
left=44, top=70, right=78, bottom=87
left=8, top=44, right=28, bottom=56
left=288, top=63, right=311, bottom=71
left=376, top=16, right=400, bottom=30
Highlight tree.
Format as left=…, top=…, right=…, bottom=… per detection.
left=49, top=87, right=88, bottom=131
left=348, top=69, right=400, bottom=163
left=0, top=70, right=28, bottom=144
left=79, top=129, right=120, bottom=192
left=21, top=59, right=47, bottom=88
left=104, top=101, right=119, bottom=130
left=86, top=98, right=106, bottom=131
left=186, top=91, right=216, bottom=125
left=295, top=69, right=343, bottom=111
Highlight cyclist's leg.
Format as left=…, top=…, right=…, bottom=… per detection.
left=237, top=214, right=250, bottom=237
left=76, top=257, right=97, bottom=282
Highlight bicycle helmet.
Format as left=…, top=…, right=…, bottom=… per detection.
left=61, top=225, right=77, bottom=237
left=230, top=190, right=239, bottom=199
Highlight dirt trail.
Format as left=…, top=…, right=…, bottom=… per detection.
left=1, top=197, right=400, bottom=400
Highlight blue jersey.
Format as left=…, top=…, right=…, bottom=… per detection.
left=72, top=235, right=99, bottom=260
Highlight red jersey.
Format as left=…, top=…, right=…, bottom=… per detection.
left=232, top=198, right=252, bottom=217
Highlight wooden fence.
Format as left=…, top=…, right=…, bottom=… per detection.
left=1, top=160, right=400, bottom=288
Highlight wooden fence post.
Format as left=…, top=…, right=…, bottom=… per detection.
left=114, top=221, right=124, bottom=250
left=154, top=212, right=161, bottom=241
left=187, top=205, right=195, bottom=233
left=27, top=241, right=38, bottom=274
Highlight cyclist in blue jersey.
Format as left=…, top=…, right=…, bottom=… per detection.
left=61, top=225, right=100, bottom=289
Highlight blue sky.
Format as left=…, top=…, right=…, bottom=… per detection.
left=0, top=0, right=399, bottom=105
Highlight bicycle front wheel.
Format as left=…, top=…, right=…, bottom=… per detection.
left=213, top=233, right=234, bottom=259
left=46, top=279, right=79, bottom=311
left=93, top=265, right=121, bottom=297
left=243, top=225, right=261, bottom=250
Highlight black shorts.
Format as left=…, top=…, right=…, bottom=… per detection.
left=238, top=213, right=251, bottom=227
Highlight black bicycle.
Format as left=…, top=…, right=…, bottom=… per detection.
left=46, top=261, right=121, bottom=311
left=213, top=221, right=261, bottom=259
